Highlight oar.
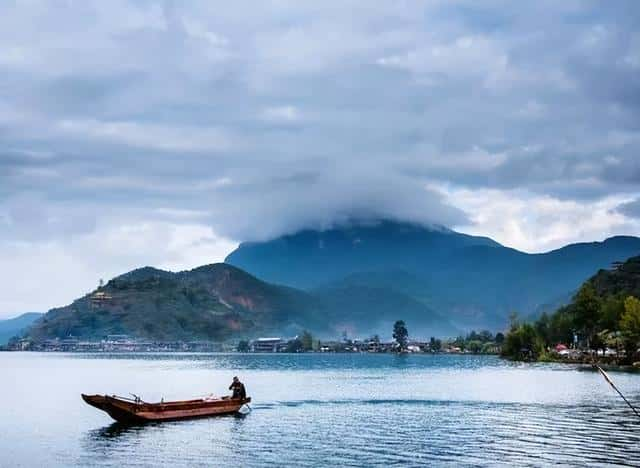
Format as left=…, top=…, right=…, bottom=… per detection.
left=593, top=364, right=640, bottom=420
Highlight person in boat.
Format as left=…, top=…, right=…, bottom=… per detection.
left=229, top=376, right=246, bottom=400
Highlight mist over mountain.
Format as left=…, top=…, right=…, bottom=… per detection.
left=0, top=313, right=43, bottom=345
left=21, top=220, right=640, bottom=342
left=226, top=220, right=640, bottom=330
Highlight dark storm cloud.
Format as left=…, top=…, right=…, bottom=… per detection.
left=1, top=0, right=639, bottom=243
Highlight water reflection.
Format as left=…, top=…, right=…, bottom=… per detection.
left=88, top=413, right=250, bottom=441
left=83, top=422, right=156, bottom=455
left=93, top=422, right=147, bottom=439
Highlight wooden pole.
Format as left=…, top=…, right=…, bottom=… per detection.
left=594, top=364, right=640, bottom=420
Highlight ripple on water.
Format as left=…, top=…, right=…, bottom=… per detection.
left=73, top=399, right=640, bottom=467
left=1, top=352, right=639, bottom=467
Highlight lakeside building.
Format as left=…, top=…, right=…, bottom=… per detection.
left=89, top=291, right=113, bottom=307
left=251, top=337, right=287, bottom=352
left=4, top=332, right=503, bottom=355
left=105, top=334, right=130, bottom=341
left=7, top=337, right=231, bottom=353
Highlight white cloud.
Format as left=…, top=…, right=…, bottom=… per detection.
left=377, top=35, right=514, bottom=88
left=435, top=184, right=640, bottom=252
left=414, top=146, right=507, bottom=172
left=55, top=119, right=235, bottom=152
left=261, top=105, right=301, bottom=122
left=0, top=220, right=237, bottom=318
left=1, top=1, right=639, bottom=314
left=515, top=100, right=546, bottom=119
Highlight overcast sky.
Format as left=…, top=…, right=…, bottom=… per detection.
left=1, top=1, right=640, bottom=316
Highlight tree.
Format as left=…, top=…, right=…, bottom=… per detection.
left=621, top=296, right=640, bottom=361
left=237, top=340, right=250, bottom=353
left=467, top=340, right=483, bottom=354
left=598, top=329, right=622, bottom=358
left=501, top=323, right=543, bottom=361
left=429, top=336, right=442, bottom=352
left=481, top=342, right=497, bottom=354
left=495, top=332, right=505, bottom=345
left=453, top=335, right=466, bottom=351
left=573, top=283, right=601, bottom=349
left=467, top=330, right=480, bottom=341
left=286, top=338, right=304, bottom=353
left=509, top=311, right=519, bottom=329
left=548, top=306, right=575, bottom=346
left=478, top=330, right=494, bottom=343
left=600, top=295, right=625, bottom=331
left=393, top=320, right=409, bottom=351
left=535, top=312, right=551, bottom=346
left=301, top=330, right=314, bottom=351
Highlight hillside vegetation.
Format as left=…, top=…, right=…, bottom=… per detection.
left=27, top=264, right=324, bottom=342
left=503, top=256, right=640, bottom=363
left=25, top=263, right=458, bottom=342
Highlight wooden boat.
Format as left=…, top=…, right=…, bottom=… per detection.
left=81, top=393, right=251, bottom=423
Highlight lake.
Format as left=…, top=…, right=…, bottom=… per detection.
left=1, top=352, right=639, bottom=467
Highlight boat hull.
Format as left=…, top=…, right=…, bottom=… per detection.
left=82, top=394, right=251, bottom=423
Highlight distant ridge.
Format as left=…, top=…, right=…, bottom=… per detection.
left=226, top=220, right=640, bottom=330
left=0, top=312, right=43, bottom=345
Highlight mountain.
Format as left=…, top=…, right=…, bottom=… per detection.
left=316, top=283, right=458, bottom=337
left=27, top=264, right=324, bottom=342
left=25, top=263, right=457, bottom=342
left=24, top=221, right=639, bottom=342
left=0, top=312, right=43, bottom=345
left=508, top=255, right=640, bottom=359
left=226, top=221, right=501, bottom=289
left=226, top=220, right=640, bottom=330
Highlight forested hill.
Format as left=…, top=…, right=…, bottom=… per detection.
left=590, top=256, right=640, bottom=298
left=24, top=263, right=458, bottom=342
left=544, top=255, right=640, bottom=344
left=27, top=264, right=325, bottom=342
left=503, top=255, right=640, bottom=362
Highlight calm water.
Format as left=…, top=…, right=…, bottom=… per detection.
left=1, top=353, right=639, bottom=467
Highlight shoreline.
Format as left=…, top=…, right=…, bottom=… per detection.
left=4, top=348, right=639, bottom=373
left=3, top=348, right=638, bottom=367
